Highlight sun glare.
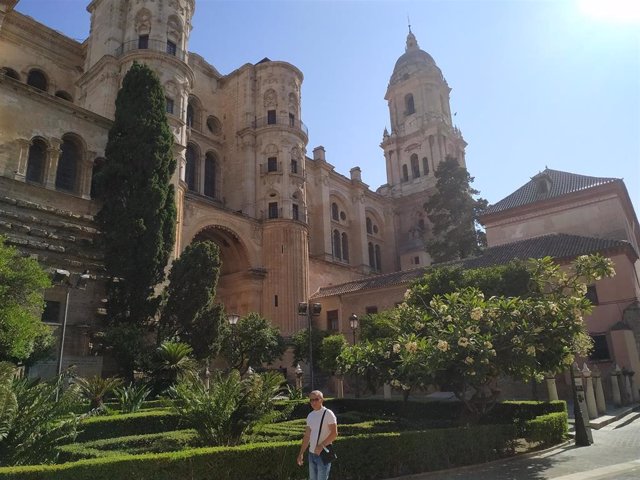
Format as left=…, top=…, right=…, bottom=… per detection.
left=578, top=0, right=640, bottom=23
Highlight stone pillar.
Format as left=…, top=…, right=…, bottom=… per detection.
left=545, top=374, right=559, bottom=401
left=80, top=152, right=97, bottom=200
left=336, top=376, right=344, bottom=399
left=629, top=370, right=639, bottom=402
left=622, top=368, right=633, bottom=405
left=583, top=363, right=598, bottom=419
left=44, top=138, right=62, bottom=189
left=13, top=138, right=31, bottom=181
left=592, top=365, right=607, bottom=415
left=611, top=364, right=622, bottom=407
left=383, top=383, right=392, bottom=400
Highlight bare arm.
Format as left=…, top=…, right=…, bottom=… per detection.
left=313, top=423, right=338, bottom=455
left=297, top=426, right=311, bottom=466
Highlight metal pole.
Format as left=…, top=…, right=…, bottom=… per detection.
left=308, top=309, right=314, bottom=390
left=56, top=288, right=71, bottom=376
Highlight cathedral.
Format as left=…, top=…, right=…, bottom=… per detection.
left=0, top=0, right=465, bottom=375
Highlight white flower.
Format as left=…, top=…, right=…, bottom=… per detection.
left=458, top=337, right=470, bottom=348
left=483, top=341, right=493, bottom=349
left=464, top=356, right=474, bottom=365
left=405, top=341, right=418, bottom=353
left=436, top=340, right=449, bottom=352
left=526, top=346, right=536, bottom=355
left=444, top=315, right=453, bottom=322
left=392, top=343, right=401, bottom=354
left=470, top=308, right=483, bottom=321
left=414, top=321, right=424, bottom=330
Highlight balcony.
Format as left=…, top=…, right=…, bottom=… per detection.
left=252, top=115, right=308, bottom=137
left=114, top=39, right=186, bottom=62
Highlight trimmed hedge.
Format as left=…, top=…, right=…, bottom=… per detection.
left=76, top=410, right=180, bottom=442
left=0, top=425, right=517, bottom=480
left=523, top=412, right=568, bottom=446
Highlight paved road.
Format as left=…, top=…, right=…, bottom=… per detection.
left=389, top=412, right=640, bottom=480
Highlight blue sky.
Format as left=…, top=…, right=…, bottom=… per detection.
left=15, top=0, right=640, bottom=214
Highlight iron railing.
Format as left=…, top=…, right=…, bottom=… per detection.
left=252, top=115, right=308, bottom=137
left=114, top=39, right=186, bottom=61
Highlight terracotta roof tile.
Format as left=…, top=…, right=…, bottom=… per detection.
left=483, top=168, right=619, bottom=216
left=311, top=234, right=631, bottom=298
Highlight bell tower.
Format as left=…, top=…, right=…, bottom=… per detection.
left=381, top=28, right=467, bottom=269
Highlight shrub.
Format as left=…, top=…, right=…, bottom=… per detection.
left=523, top=412, right=568, bottom=446
left=114, top=383, right=151, bottom=413
left=76, top=410, right=180, bottom=442
left=74, top=376, right=123, bottom=410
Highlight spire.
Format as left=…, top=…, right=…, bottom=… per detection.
left=405, top=23, right=419, bottom=52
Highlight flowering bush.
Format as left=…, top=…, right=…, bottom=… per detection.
left=337, top=255, right=615, bottom=416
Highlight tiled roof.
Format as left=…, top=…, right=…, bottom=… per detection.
left=311, top=234, right=631, bottom=298
left=483, top=169, right=619, bottom=216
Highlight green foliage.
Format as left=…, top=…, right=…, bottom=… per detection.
left=290, top=327, right=326, bottom=366
left=159, top=241, right=224, bottom=362
left=0, top=237, right=53, bottom=364
left=149, top=341, right=198, bottom=395
left=284, top=385, right=305, bottom=400
left=338, top=255, right=615, bottom=415
left=114, top=383, right=151, bottom=414
left=170, top=370, right=286, bottom=446
left=76, top=409, right=180, bottom=442
left=74, top=376, right=123, bottom=411
left=318, top=334, right=348, bottom=374
left=220, top=313, right=285, bottom=374
left=95, top=62, right=177, bottom=379
left=424, top=157, right=488, bottom=263
left=522, top=412, right=568, bottom=446
left=0, top=367, right=82, bottom=466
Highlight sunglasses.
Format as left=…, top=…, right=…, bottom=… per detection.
left=309, top=397, right=321, bottom=402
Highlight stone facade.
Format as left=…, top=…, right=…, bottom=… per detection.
left=0, top=1, right=462, bottom=374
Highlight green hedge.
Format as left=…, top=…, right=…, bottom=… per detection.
left=76, top=410, right=180, bottom=442
left=0, top=425, right=517, bottom=480
left=522, top=412, right=568, bottom=446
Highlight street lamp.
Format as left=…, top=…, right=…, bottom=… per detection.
left=298, top=302, right=322, bottom=390
left=53, top=269, right=91, bottom=377
left=227, top=313, right=240, bottom=370
left=349, top=313, right=359, bottom=345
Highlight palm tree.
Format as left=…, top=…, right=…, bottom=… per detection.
left=74, top=375, right=123, bottom=410
left=150, top=341, right=198, bottom=394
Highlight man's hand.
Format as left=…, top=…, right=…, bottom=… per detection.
left=313, top=444, right=324, bottom=455
left=297, top=452, right=304, bottom=466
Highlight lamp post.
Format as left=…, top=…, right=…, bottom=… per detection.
left=52, top=269, right=91, bottom=377
left=295, top=363, right=304, bottom=390
left=227, top=313, right=240, bottom=370
left=349, top=313, right=358, bottom=345
left=298, top=302, right=322, bottom=390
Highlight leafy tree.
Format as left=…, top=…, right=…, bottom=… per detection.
left=220, top=313, right=285, bottom=374
left=0, top=363, right=82, bottom=466
left=318, top=334, right=348, bottom=375
left=95, top=62, right=176, bottom=379
left=159, top=241, right=224, bottom=363
left=291, top=327, right=326, bottom=366
left=0, top=236, right=54, bottom=364
left=424, top=157, right=488, bottom=263
left=170, top=370, right=286, bottom=446
left=338, top=254, right=616, bottom=416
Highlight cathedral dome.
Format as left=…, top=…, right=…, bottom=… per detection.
left=390, top=30, right=443, bottom=85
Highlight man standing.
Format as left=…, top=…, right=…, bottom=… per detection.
left=297, top=390, right=338, bottom=480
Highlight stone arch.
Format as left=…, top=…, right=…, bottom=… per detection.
left=26, top=136, right=49, bottom=184
left=56, top=133, right=86, bottom=193
left=365, top=207, right=384, bottom=237
left=2, top=67, right=20, bottom=80
left=26, top=68, right=48, bottom=92
left=203, top=150, right=219, bottom=199
left=185, top=142, right=200, bottom=192
left=329, top=191, right=350, bottom=222
left=186, top=94, right=203, bottom=130
left=191, top=225, right=251, bottom=276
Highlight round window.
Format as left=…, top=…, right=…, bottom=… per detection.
left=340, top=211, right=346, bottom=221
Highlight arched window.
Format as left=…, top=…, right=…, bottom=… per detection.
left=405, top=93, right=415, bottom=115
left=56, top=136, right=80, bottom=192
left=91, top=157, right=106, bottom=199
left=2, top=67, right=19, bottom=80
left=186, top=103, right=194, bottom=128
left=185, top=144, right=197, bottom=191
left=411, top=154, right=420, bottom=178
left=332, top=229, right=341, bottom=259
left=26, top=138, right=47, bottom=184
left=341, top=232, right=349, bottom=262
left=27, top=69, right=47, bottom=91
left=55, top=91, right=73, bottom=102
left=331, top=202, right=339, bottom=221
left=375, top=245, right=382, bottom=271
left=368, top=242, right=375, bottom=268
left=206, top=116, right=222, bottom=135
left=204, top=152, right=216, bottom=198
left=402, top=165, right=409, bottom=182
left=422, top=157, right=429, bottom=176
left=366, top=217, right=373, bottom=234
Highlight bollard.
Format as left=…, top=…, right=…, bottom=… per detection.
left=592, top=365, right=607, bottom=415
left=622, top=368, right=633, bottom=405
left=383, top=383, right=392, bottom=400
left=572, top=363, right=593, bottom=445
left=611, top=364, right=622, bottom=407
left=629, top=370, right=639, bottom=403
left=545, top=374, right=559, bottom=401
left=582, top=363, right=598, bottom=419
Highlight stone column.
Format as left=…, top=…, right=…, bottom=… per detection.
left=80, top=151, right=97, bottom=200
left=13, top=138, right=31, bottom=181
left=545, top=374, right=559, bottom=401
left=611, top=364, right=622, bottom=407
left=383, top=383, right=392, bottom=400
left=629, top=370, right=639, bottom=402
left=44, top=138, right=62, bottom=189
left=582, top=363, right=598, bottom=419
left=622, top=368, right=633, bottom=405
left=336, top=376, right=344, bottom=399
left=592, top=365, right=607, bottom=415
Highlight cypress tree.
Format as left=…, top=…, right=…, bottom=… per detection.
left=424, top=157, right=487, bottom=263
left=96, top=62, right=176, bottom=378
